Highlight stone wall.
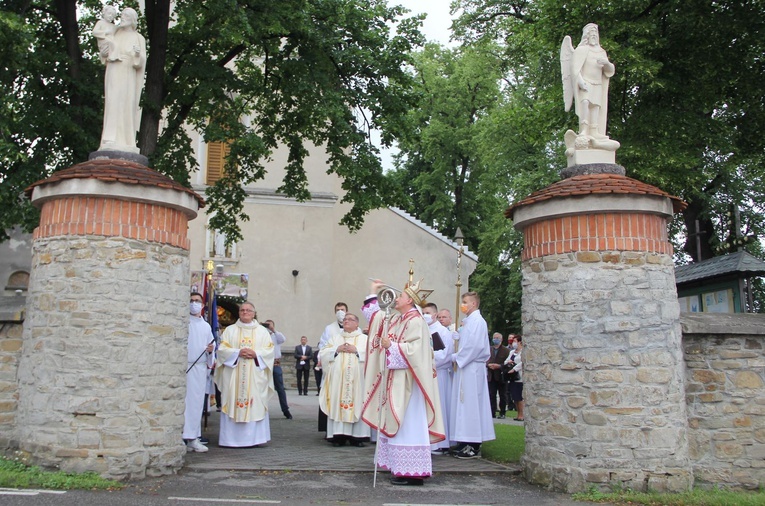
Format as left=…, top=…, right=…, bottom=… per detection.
left=15, top=236, right=189, bottom=479
left=0, top=297, right=24, bottom=447
left=520, top=251, right=692, bottom=493
left=681, top=313, right=765, bottom=490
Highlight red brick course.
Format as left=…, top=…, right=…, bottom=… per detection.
left=26, top=160, right=203, bottom=250
left=508, top=174, right=686, bottom=261
left=520, top=212, right=673, bottom=260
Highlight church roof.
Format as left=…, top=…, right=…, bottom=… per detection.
left=675, top=250, right=765, bottom=285
left=389, top=207, right=478, bottom=262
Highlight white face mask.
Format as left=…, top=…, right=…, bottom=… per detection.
left=512, top=342, right=519, bottom=349
left=336, top=310, right=346, bottom=323
left=423, top=313, right=433, bottom=324
left=190, top=301, right=203, bottom=315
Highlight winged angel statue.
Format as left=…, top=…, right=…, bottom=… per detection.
left=560, top=24, right=619, bottom=158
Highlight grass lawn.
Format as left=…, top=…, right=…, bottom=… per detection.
left=0, top=456, right=124, bottom=490
left=481, top=420, right=525, bottom=464
left=479, top=423, right=764, bottom=506
left=573, top=486, right=765, bottom=506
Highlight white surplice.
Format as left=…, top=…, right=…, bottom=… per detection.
left=183, top=315, right=214, bottom=440
left=429, top=320, right=454, bottom=450
left=449, top=309, right=496, bottom=444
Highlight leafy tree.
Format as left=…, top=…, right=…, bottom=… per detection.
left=452, top=0, right=765, bottom=265
left=386, top=42, right=529, bottom=332
left=0, top=0, right=425, bottom=242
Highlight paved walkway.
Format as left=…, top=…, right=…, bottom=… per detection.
left=185, top=388, right=522, bottom=474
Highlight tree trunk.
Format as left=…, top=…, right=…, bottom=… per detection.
left=139, top=0, right=171, bottom=158
left=682, top=201, right=717, bottom=262
left=54, top=0, right=82, bottom=121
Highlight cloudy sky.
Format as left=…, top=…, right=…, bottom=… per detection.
left=394, top=0, right=456, bottom=46
left=373, top=1, right=457, bottom=169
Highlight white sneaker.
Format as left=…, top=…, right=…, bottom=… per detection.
left=186, top=439, right=208, bottom=453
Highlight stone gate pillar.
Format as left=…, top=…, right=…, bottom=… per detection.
left=17, top=158, right=204, bottom=479
left=507, top=166, right=693, bottom=492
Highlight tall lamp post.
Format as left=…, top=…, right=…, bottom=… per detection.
left=454, top=227, right=465, bottom=328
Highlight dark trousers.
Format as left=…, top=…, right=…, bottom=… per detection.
left=314, top=369, right=323, bottom=393
left=273, top=365, right=290, bottom=415
left=296, top=368, right=310, bottom=394
left=488, top=378, right=507, bottom=416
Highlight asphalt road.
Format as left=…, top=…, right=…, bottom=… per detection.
left=0, top=470, right=600, bottom=506
left=0, top=390, right=610, bottom=505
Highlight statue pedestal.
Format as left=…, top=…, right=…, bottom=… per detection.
left=506, top=173, right=693, bottom=493
left=566, top=148, right=616, bottom=167
left=89, top=149, right=149, bottom=167
left=18, top=160, right=205, bottom=479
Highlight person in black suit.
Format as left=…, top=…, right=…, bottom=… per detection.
left=294, top=335, right=313, bottom=395
left=312, top=344, right=322, bottom=396
left=487, top=332, right=510, bottom=418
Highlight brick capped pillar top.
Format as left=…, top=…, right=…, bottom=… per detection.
left=506, top=173, right=686, bottom=260
left=25, top=159, right=204, bottom=249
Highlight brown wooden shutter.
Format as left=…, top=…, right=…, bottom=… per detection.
left=205, top=141, right=230, bottom=185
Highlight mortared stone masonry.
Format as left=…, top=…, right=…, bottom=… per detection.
left=507, top=166, right=695, bottom=493
left=15, top=158, right=203, bottom=479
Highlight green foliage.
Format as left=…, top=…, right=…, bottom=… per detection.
left=572, top=484, right=765, bottom=506
left=0, top=0, right=425, bottom=242
left=0, top=456, right=123, bottom=490
left=452, top=0, right=765, bottom=264
left=481, top=423, right=525, bottom=464
left=385, top=41, right=529, bottom=332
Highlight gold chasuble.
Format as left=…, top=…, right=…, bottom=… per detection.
left=319, top=329, right=368, bottom=423
left=215, top=320, right=274, bottom=423
left=362, top=309, right=445, bottom=443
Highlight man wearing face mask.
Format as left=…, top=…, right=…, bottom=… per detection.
left=423, top=303, right=454, bottom=454
left=184, top=292, right=215, bottom=452
left=449, top=292, right=495, bottom=459
left=487, top=332, right=510, bottom=419
left=319, top=302, right=348, bottom=351
left=317, top=302, right=348, bottom=430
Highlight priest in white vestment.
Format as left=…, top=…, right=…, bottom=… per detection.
left=214, top=301, right=275, bottom=447
left=319, top=313, right=371, bottom=446
left=362, top=278, right=445, bottom=486
left=184, top=292, right=215, bottom=452
left=422, top=303, right=454, bottom=453
left=449, top=291, right=495, bottom=459
left=317, top=302, right=347, bottom=432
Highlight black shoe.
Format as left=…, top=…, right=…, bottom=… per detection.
left=316, top=392, right=320, bottom=396
left=350, top=441, right=365, bottom=448
left=454, top=445, right=480, bottom=459
left=390, top=476, right=424, bottom=486
left=497, top=414, right=506, bottom=419
left=450, top=443, right=466, bottom=455
left=285, top=412, right=293, bottom=419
